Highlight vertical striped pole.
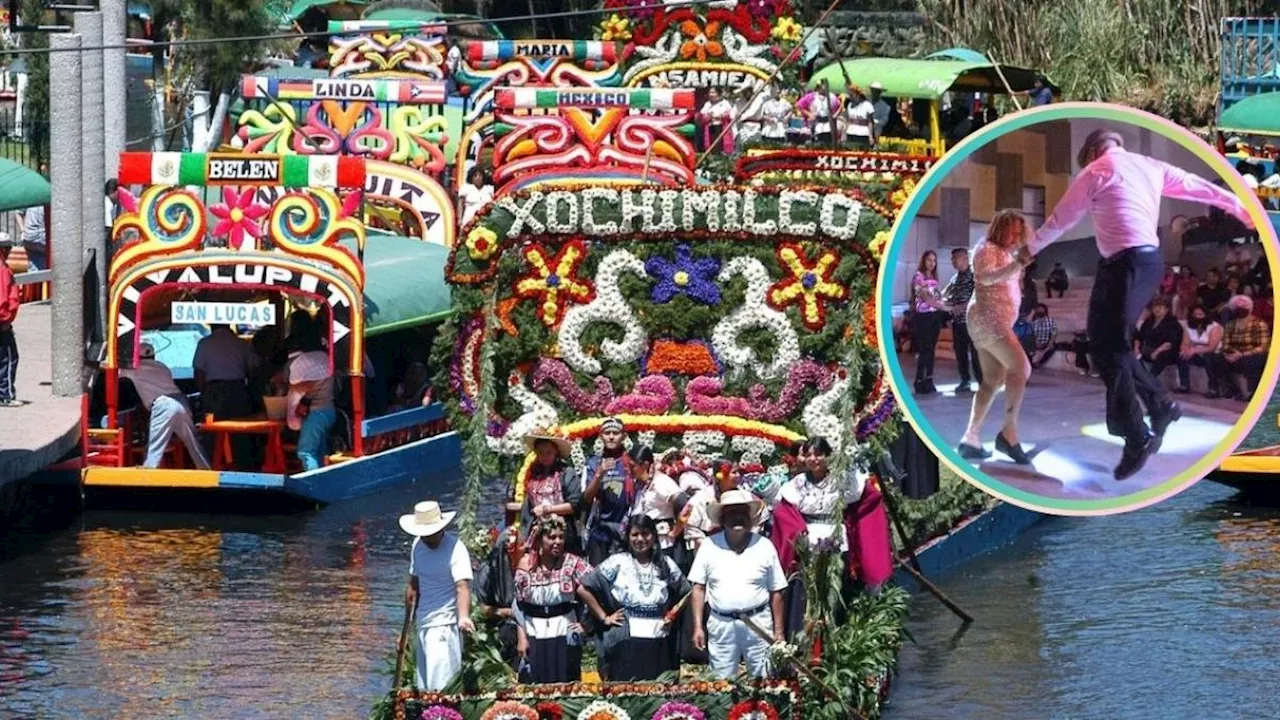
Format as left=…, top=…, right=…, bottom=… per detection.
left=50, top=34, right=85, bottom=398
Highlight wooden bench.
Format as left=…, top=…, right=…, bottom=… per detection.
left=203, top=415, right=288, bottom=473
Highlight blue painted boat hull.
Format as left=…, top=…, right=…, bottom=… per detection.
left=893, top=502, right=1046, bottom=592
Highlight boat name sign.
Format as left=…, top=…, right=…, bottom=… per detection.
left=208, top=156, right=280, bottom=183
left=171, top=301, right=277, bottom=327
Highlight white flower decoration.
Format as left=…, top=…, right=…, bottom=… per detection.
left=732, top=434, right=777, bottom=466
left=779, top=189, right=819, bottom=236
left=582, top=188, right=620, bottom=235
left=682, top=430, right=726, bottom=458
left=801, top=370, right=847, bottom=454
left=712, top=257, right=801, bottom=379
left=558, top=249, right=649, bottom=374
left=487, top=371, right=560, bottom=456
left=819, top=192, right=862, bottom=240
left=545, top=190, right=579, bottom=234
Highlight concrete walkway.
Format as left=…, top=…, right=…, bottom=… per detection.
left=0, top=302, right=81, bottom=488
left=899, top=355, right=1245, bottom=503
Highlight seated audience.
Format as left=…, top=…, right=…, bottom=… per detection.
left=1209, top=294, right=1270, bottom=401
left=1028, top=304, right=1058, bottom=369
left=1175, top=304, right=1222, bottom=395
left=1134, top=298, right=1182, bottom=380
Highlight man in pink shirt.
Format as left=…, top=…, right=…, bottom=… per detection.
left=1028, top=129, right=1255, bottom=480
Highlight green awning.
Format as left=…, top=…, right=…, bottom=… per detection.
left=0, top=158, right=50, bottom=213
left=282, top=0, right=368, bottom=24
left=339, top=234, right=453, bottom=335
left=1219, top=92, right=1280, bottom=136
left=808, top=58, right=1054, bottom=99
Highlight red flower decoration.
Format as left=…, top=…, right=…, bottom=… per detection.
left=209, top=187, right=269, bottom=250
left=766, top=242, right=848, bottom=331
left=513, top=240, right=596, bottom=327
left=727, top=700, right=779, bottom=720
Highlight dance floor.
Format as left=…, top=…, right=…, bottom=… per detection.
left=896, top=356, right=1244, bottom=501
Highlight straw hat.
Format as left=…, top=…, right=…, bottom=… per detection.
left=523, top=430, right=572, bottom=459
left=869, top=81, right=883, bottom=91
left=707, top=488, right=765, bottom=526
left=398, top=500, right=457, bottom=537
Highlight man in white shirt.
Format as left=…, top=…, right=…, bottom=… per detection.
left=401, top=500, right=476, bottom=691
left=689, top=489, right=787, bottom=679
left=119, top=343, right=211, bottom=469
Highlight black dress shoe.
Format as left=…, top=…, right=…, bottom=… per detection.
left=955, top=383, right=972, bottom=394
left=995, top=431, right=1031, bottom=464
left=1114, top=433, right=1160, bottom=480
left=1150, top=401, right=1182, bottom=437
left=957, top=442, right=991, bottom=460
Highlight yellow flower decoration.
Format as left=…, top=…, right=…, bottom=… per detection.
left=870, top=230, right=891, bottom=260
left=772, top=17, right=803, bottom=43
left=599, top=14, right=631, bottom=41
left=465, top=226, right=500, bottom=261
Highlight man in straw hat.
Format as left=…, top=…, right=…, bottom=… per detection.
left=1024, top=127, right=1256, bottom=480
left=401, top=500, right=475, bottom=690
left=119, top=343, right=211, bottom=469
left=688, top=488, right=787, bottom=679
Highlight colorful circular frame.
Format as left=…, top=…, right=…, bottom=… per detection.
left=875, top=101, right=1280, bottom=516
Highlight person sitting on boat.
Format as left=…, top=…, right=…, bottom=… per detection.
left=577, top=514, right=690, bottom=681
left=285, top=327, right=337, bottom=471
left=193, top=324, right=260, bottom=465
left=390, top=361, right=432, bottom=412
left=506, top=431, right=582, bottom=552
left=400, top=500, right=475, bottom=691
left=689, top=490, right=787, bottom=680
left=582, top=417, right=636, bottom=565
left=513, top=515, right=593, bottom=684
left=770, top=437, right=895, bottom=637
left=626, top=445, right=681, bottom=557
left=473, top=526, right=521, bottom=669
left=120, top=343, right=212, bottom=470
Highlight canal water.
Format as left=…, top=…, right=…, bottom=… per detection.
left=2, top=478, right=1278, bottom=719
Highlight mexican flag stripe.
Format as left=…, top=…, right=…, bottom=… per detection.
left=178, top=153, right=206, bottom=185
left=281, top=156, right=311, bottom=187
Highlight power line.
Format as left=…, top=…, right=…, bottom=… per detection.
left=4, top=0, right=723, bottom=57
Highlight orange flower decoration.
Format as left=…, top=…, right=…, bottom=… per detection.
left=679, top=19, right=724, bottom=61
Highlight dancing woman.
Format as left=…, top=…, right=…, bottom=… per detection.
left=957, top=211, right=1035, bottom=464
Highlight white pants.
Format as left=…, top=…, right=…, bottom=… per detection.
left=145, top=395, right=211, bottom=469
left=414, top=623, right=462, bottom=691
left=707, top=608, right=772, bottom=679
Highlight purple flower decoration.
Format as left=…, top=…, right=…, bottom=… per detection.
left=652, top=701, right=707, bottom=720
left=626, top=0, right=661, bottom=20
left=745, top=0, right=775, bottom=18
left=422, top=706, right=464, bottom=720
left=646, top=244, right=721, bottom=305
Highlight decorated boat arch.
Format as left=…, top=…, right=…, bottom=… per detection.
left=454, top=40, right=626, bottom=195
left=233, top=20, right=458, bottom=246
left=84, top=152, right=460, bottom=502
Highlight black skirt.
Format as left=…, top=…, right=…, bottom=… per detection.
left=519, top=636, right=582, bottom=684
left=606, top=636, right=676, bottom=681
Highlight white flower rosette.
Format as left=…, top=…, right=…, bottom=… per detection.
left=558, top=249, right=649, bottom=374
left=712, top=257, right=801, bottom=379
left=577, top=701, right=631, bottom=720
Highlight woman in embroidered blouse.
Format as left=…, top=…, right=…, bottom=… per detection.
left=911, top=250, right=949, bottom=395
left=779, top=437, right=866, bottom=548
left=958, top=210, right=1036, bottom=464
left=506, top=432, right=582, bottom=552
left=578, top=515, right=689, bottom=681
left=513, top=515, right=593, bottom=684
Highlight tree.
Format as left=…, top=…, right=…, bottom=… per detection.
left=20, top=0, right=49, bottom=168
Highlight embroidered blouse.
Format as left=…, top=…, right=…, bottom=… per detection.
left=513, top=553, right=592, bottom=640
left=779, top=470, right=867, bottom=549
left=596, top=553, right=683, bottom=617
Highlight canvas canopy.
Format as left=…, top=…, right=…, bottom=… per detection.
left=1218, top=92, right=1280, bottom=136
left=0, top=158, right=50, bottom=213
left=808, top=57, right=1055, bottom=99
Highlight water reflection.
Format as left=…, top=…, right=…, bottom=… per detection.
left=889, top=481, right=1280, bottom=719
left=0, top=479, right=493, bottom=719
left=4, top=478, right=1279, bottom=718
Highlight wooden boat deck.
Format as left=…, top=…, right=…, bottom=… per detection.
left=0, top=302, right=82, bottom=490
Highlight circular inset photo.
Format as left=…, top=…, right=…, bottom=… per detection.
left=877, top=102, right=1280, bottom=515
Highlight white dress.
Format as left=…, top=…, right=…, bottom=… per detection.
left=459, top=183, right=494, bottom=227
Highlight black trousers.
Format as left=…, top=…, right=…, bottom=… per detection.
left=1176, top=353, right=1211, bottom=390
left=1046, top=279, right=1068, bottom=298
left=0, top=328, right=17, bottom=402
left=1088, top=247, right=1169, bottom=444
left=1071, top=337, right=1091, bottom=372
left=1210, top=352, right=1268, bottom=397
left=951, top=319, right=983, bottom=384
left=913, top=311, right=945, bottom=384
